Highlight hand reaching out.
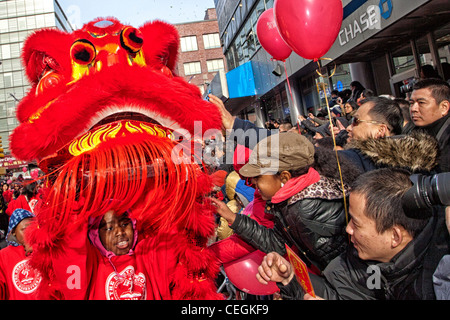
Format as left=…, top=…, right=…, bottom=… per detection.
left=257, top=252, right=325, bottom=300
left=256, top=252, right=294, bottom=286
left=208, top=94, right=236, bottom=131
left=209, top=196, right=237, bottom=225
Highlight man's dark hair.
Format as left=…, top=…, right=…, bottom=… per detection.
left=413, top=78, right=450, bottom=105
left=351, top=168, right=429, bottom=238
left=350, top=81, right=365, bottom=90
left=21, top=180, right=37, bottom=199
left=394, top=98, right=412, bottom=122
left=420, top=64, right=441, bottom=79
left=362, top=97, right=404, bottom=135
left=362, top=89, right=374, bottom=98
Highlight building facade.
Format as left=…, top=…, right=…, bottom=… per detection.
left=174, top=8, right=227, bottom=96
left=212, top=0, right=450, bottom=127
left=0, top=0, right=72, bottom=159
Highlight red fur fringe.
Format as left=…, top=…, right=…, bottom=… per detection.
left=28, top=133, right=223, bottom=299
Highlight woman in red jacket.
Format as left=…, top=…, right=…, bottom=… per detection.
left=2, top=183, right=12, bottom=205
left=6, top=181, right=39, bottom=216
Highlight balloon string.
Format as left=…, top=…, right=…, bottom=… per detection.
left=315, top=57, right=337, bottom=78
left=282, top=60, right=301, bottom=134
left=315, top=60, right=349, bottom=236
left=284, top=60, right=294, bottom=99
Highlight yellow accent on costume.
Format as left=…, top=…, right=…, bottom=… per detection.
left=68, top=121, right=173, bottom=156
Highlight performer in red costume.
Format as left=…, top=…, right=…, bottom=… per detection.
left=10, top=17, right=223, bottom=300
left=0, top=209, right=41, bottom=299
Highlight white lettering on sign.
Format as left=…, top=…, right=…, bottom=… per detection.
left=338, top=5, right=381, bottom=46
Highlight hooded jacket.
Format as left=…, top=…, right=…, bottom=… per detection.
left=38, top=211, right=192, bottom=300
left=85, top=215, right=146, bottom=300
left=42, top=213, right=147, bottom=300
left=339, top=131, right=440, bottom=173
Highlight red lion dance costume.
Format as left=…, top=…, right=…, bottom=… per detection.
left=10, top=18, right=223, bottom=300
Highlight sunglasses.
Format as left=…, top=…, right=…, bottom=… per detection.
left=351, top=117, right=386, bottom=127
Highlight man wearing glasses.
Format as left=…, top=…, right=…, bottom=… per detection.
left=339, top=97, right=438, bottom=173
left=346, top=97, right=403, bottom=142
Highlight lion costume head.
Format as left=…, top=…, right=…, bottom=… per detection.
left=10, top=18, right=223, bottom=299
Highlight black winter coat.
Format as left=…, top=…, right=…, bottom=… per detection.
left=339, top=131, right=440, bottom=174
left=279, top=213, right=449, bottom=300
left=231, top=175, right=350, bottom=271
left=412, top=114, right=450, bottom=173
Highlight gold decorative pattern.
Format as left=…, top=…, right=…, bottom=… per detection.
left=68, top=120, right=173, bottom=156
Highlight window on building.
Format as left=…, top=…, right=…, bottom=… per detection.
left=8, top=18, right=18, bottom=32
left=12, top=59, right=22, bottom=71
left=26, top=15, right=37, bottom=29
left=44, top=13, right=55, bottom=27
left=25, top=0, right=35, bottom=14
left=16, top=0, right=26, bottom=16
left=180, top=36, right=198, bottom=52
left=17, top=17, right=27, bottom=31
left=1, top=60, right=12, bottom=72
left=0, top=20, right=8, bottom=33
left=7, top=117, right=18, bottom=129
left=3, top=73, right=13, bottom=88
left=10, top=43, right=20, bottom=58
left=1, top=44, right=11, bottom=59
left=0, top=119, right=7, bottom=132
left=0, top=2, right=7, bottom=19
left=7, top=1, right=17, bottom=17
left=36, top=14, right=46, bottom=28
left=226, top=47, right=237, bottom=71
left=203, top=33, right=221, bottom=49
left=13, top=71, right=23, bottom=87
left=183, top=61, right=202, bottom=75
left=6, top=102, right=15, bottom=118
left=206, top=59, right=225, bottom=72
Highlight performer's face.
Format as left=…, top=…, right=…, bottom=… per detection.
left=13, top=218, right=33, bottom=247
left=99, top=210, right=134, bottom=256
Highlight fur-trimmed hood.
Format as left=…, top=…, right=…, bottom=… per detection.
left=345, top=131, right=439, bottom=172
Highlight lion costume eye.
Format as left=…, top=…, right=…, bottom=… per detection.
left=70, top=39, right=97, bottom=65
left=35, top=69, right=62, bottom=96
left=120, top=27, right=144, bottom=54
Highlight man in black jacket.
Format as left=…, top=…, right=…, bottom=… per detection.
left=257, top=168, right=448, bottom=300
left=409, top=79, right=450, bottom=172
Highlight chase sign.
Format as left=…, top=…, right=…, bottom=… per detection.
left=379, top=0, right=393, bottom=19
left=338, top=0, right=393, bottom=46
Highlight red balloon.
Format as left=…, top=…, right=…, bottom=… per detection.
left=256, top=8, right=292, bottom=61
left=274, top=0, right=343, bottom=61
left=31, top=168, right=39, bottom=180
left=223, top=250, right=279, bottom=295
